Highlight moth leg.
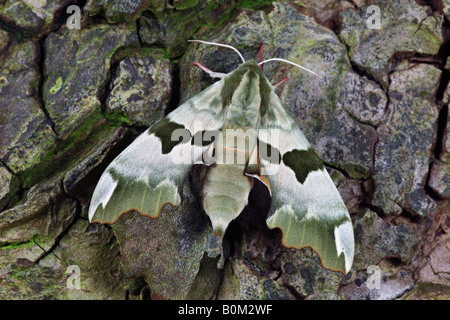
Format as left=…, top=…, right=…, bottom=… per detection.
left=245, top=144, right=272, bottom=195
left=258, top=43, right=264, bottom=70
left=272, top=77, right=289, bottom=87
left=192, top=62, right=226, bottom=79
left=206, top=231, right=226, bottom=268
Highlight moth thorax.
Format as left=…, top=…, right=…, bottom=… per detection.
left=202, top=163, right=253, bottom=238
left=228, top=71, right=262, bottom=127
left=209, top=127, right=257, bottom=166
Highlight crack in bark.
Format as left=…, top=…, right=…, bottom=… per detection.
left=0, top=158, right=17, bottom=177
left=323, top=162, right=350, bottom=179
left=416, top=0, right=445, bottom=13
left=394, top=208, right=423, bottom=225
left=164, top=62, right=181, bottom=115
left=423, top=16, right=450, bottom=200
left=33, top=179, right=81, bottom=265
left=37, top=35, right=59, bottom=139
left=364, top=203, right=389, bottom=221
left=283, top=283, right=306, bottom=300
left=135, top=17, right=143, bottom=48
left=433, top=100, right=449, bottom=159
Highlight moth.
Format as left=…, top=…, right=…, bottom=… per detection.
left=88, top=40, right=355, bottom=274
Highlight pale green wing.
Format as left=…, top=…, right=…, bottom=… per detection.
left=89, top=80, right=227, bottom=224
left=258, top=91, right=354, bottom=273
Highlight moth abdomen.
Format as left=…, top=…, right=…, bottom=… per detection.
left=202, top=164, right=253, bottom=237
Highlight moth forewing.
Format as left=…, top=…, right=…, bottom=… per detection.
left=258, top=89, right=354, bottom=274
left=88, top=70, right=229, bottom=224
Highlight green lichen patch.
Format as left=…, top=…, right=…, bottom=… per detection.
left=49, top=76, right=62, bottom=95
left=403, top=282, right=450, bottom=300
left=428, top=159, right=450, bottom=199
left=0, top=0, right=74, bottom=37
left=0, top=263, right=66, bottom=299
left=0, top=234, right=44, bottom=251
left=139, top=0, right=240, bottom=58
left=238, top=0, right=273, bottom=11
left=85, top=0, right=164, bottom=23
left=340, top=1, right=443, bottom=88
left=0, top=39, right=59, bottom=177
left=0, top=176, right=77, bottom=256
left=352, top=210, right=418, bottom=270
left=0, top=75, right=8, bottom=89
left=43, top=23, right=139, bottom=141
left=372, top=64, right=440, bottom=217
left=18, top=111, right=117, bottom=188
left=0, top=163, right=19, bottom=211
left=106, top=52, right=172, bottom=127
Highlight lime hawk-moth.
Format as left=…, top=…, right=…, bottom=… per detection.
left=88, top=41, right=355, bottom=274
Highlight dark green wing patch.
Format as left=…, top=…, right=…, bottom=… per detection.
left=149, top=117, right=190, bottom=154
left=282, top=148, right=325, bottom=184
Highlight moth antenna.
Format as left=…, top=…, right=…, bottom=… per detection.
left=188, top=40, right=246, bottom=64
left=258, top=58, right=321, bottom=78
left=272, top=77, right=289, bottom=87
left=191, top=62, right=226, bottom=79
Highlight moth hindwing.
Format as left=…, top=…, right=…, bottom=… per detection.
left=89, top=53, right=354, bottom=274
